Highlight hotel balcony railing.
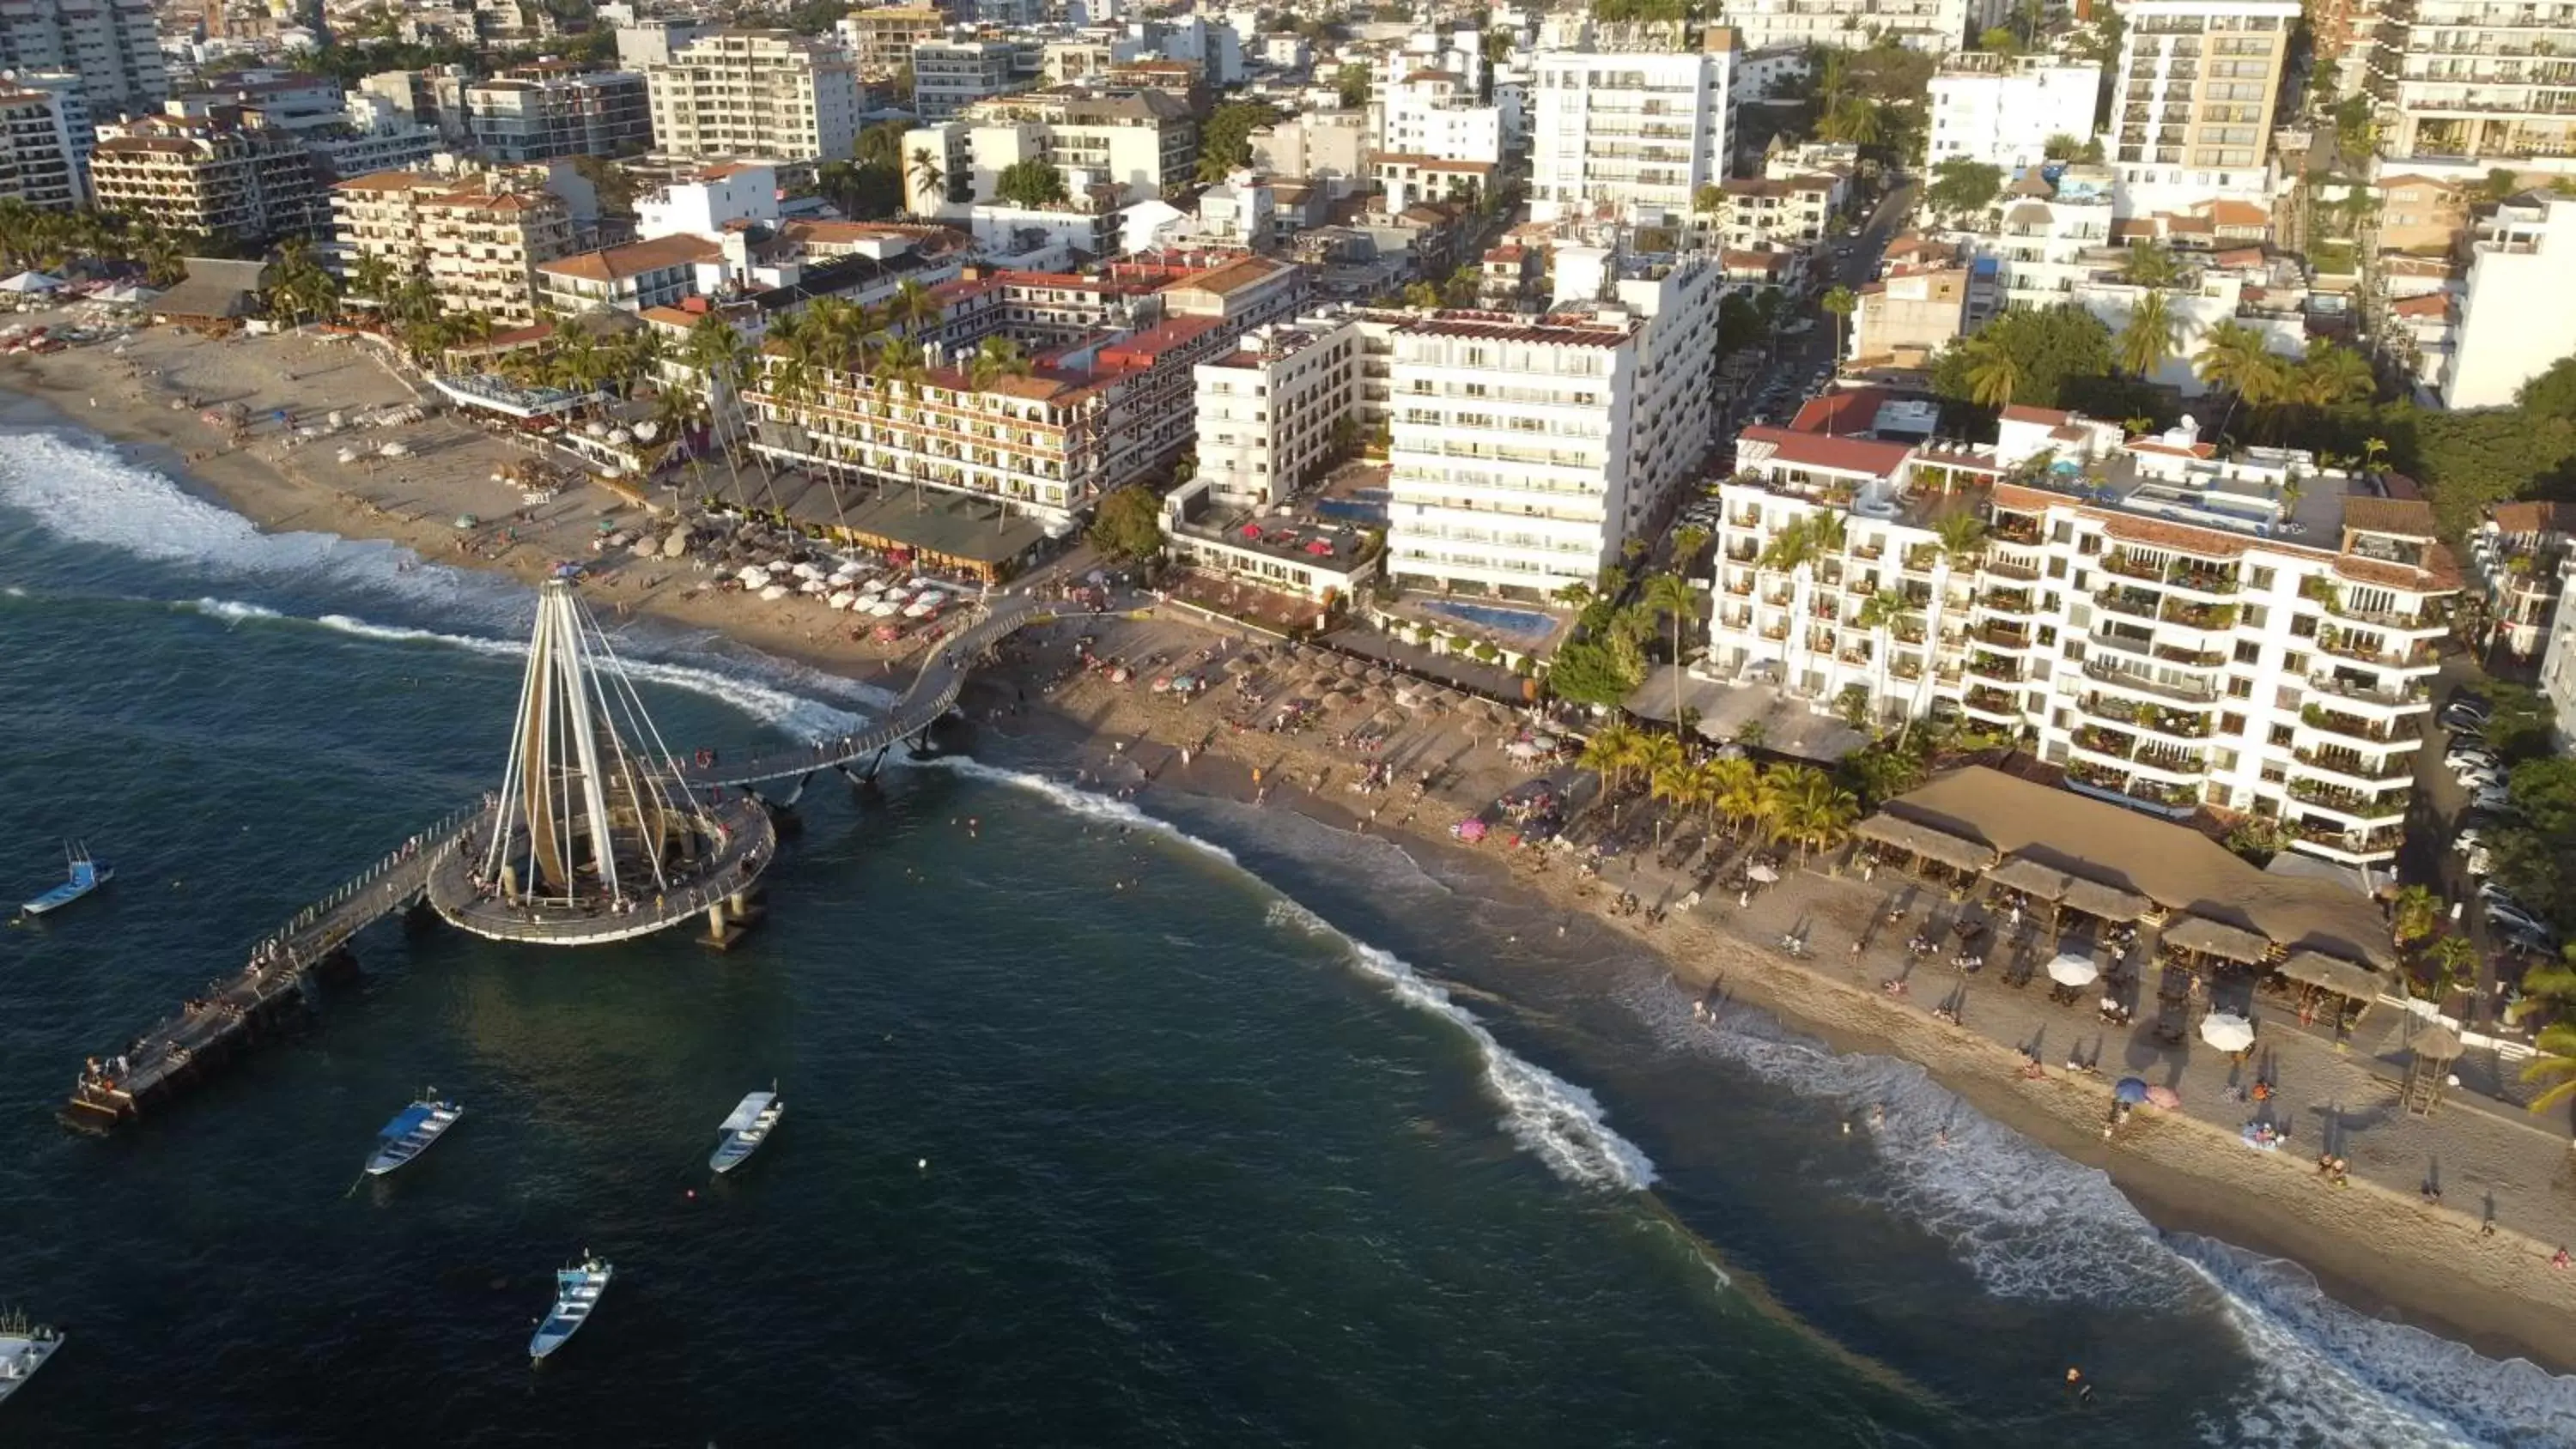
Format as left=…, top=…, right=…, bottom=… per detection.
left=2315, top=631, right=2439, bottom=669
left=2074, top=724, right=2136, bottom=757
left=2093, top=588, right=2160, bottom=621
left=2300, top=704, right=2413, bottom=743
left=1979, top=590, right=2038, bottom=615
left=2159, top=598, right=2239, bottom=630
left=2083, top=660, right=2219, bottom=704
left=1963, top=684, right=2020, bottom=716
left=1994, top=517, right=2044, bottom=545
left=2102, top=550, right=2165, bottom=582
left=2131, top=747, right=2209, bottom=779
left=1965, top=654, right=2024, bottom=683
left=2293, top=748, right=2413, bottom=784
left=1725, top=544, right=1760, bottom=562
left=2080, top=692, right=2213, bottom=737
left=1723, top=579, right=1756, bottom=597
left=2287, top=779, right=2412, bottom=818
left=2089, top=630, right=2226, bottom=670
left=2163, top=567, right=2241, bottom=597
left=2305, top=672, right=2427, bottom=707
left=1971, top=624, right=2032, bottom=649
left=2300, top=577, right=2447, bottom=632
left=1983, top=558, right=2043, bottom=582
left=2294, top=823, right=2404, bottom=856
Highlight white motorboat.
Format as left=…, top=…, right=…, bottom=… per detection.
left=364, top=1096, right=465, bottom=1176
left=709, top=1089, right=783, bottom=1174
left=0, top=1313, right=64, bottom=1406
left=529, top=1256, right=612, bottom=1361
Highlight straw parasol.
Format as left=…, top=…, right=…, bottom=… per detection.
left=1340, top=658, right=1368, bottom=678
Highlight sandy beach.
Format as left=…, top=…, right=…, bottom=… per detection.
left=11, top=321, right=2576, bottom=1376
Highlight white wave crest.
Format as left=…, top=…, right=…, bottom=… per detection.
left=2178, top=1234, right=2576, bottom=1449
left=915, top=756, right=1241, bottom=867
left=1262, top=889, right=1655, bottom=1192
left=185, top=597, right=283, bottom=624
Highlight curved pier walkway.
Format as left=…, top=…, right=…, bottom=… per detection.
left=675, top=597, right=1054, bottom=789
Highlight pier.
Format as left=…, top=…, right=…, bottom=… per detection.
left=64, top=803, right=483, bottom=1133
left=62, top=594, right=1062, bottom=1133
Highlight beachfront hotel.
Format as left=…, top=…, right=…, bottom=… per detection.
left=328, top=170, right=577, bottom=326
left=643, top=29, right=861, bottom=164
left=1698, top=395, right=2459, bottom=866
left=740, top=257, right=1305, bottom=527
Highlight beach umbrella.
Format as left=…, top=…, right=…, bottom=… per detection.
left=2113, top=1077, right=2149, bottom=1105
left=759, top=584, right=788, bottom=601
left=0, top=270, right=60, bottom=293
left=1504, top=739, right=1544, bottom=760
left=1747, top=863, right=1781, bottom=884
left=2144, top=1084, right=2182, bottom=1109
left=2044, top=953, right=2100, bottom=987
left=2197, top=1012, right=2256, bottom=1053
left=1366, top=668, right=1391, bottom=685
left=1340, top=658, right=1367, bottom=678
left=1454, top=818, right=1489, bottom=842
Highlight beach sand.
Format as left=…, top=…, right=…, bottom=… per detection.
left=13, top=325, right=2576, bottom=1375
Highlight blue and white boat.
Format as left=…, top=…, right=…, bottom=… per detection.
left=529, top=1256, right=611, bottom=1361
left=0, top=1312, right=64, bottom=1407
left=17, top=842, right=109, bottom=919
left=708, top=1088, right=783, bottom=1174
left=364, top=1095, right=464, bottom=1176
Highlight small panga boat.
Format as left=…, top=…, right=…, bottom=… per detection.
left=365, top=1095, right=465, bottom=1176
left=529, top=1255, right=611, bottom=1361
left=709, top=1088, right=783, bottom=1174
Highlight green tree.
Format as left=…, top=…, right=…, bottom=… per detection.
left=1960, top=334, right=2024, bottom=408
left=1820, top=285, right=1857, bottom=361
left=1196, top=100, right=1282, bottom=183
left=1642, top=571, right=1698, bottom=729
left=2123, top=241, right=2184, bottom=288
left=1335, top=63, right=1371, bottom=108
left=2391, top=883, right=2443, bottom=946
left=994, top=159, right=1070, bottom=209
left=908, top=147, right=947, bottom=209
left=1930, top=305, right=2117, bottom=414
left=2115, top=288, right=2180, bottom=379
left=1923, top=157, right=2003, bottom=218
left=1087, top=484, right=1165, bottom=562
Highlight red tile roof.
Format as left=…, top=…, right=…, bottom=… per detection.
left=2000, top=403, right=2072, bottom=426
left=1739, top=426, right=1913, bottom=478
left=2338, top=497, right=2436, bottom=537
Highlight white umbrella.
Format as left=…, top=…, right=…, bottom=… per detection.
left=2198, top=1012, right=2256, bottom=1053
left=1747, top=863, right=1781, bottom=884
left=828, top=591, right=856, bottom=609
left=2044, top=953, right=2100, bottom=987
left=759, top=584, right=789, bottom=601
left=0, top=270, right=60, bottom=293
left=869, top=600, right=900, bottom=616
left=1504, top=739, right=1543, bottom=760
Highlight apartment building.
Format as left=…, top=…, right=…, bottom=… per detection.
left=1194, top=312, right=1366, bottom=509
left=2442, top=193, right=2576, bottom=408
left=1250, top=108, right=1369, bottom=184
left=537, top=233, right=721, bottom=316
left=1702, top=172, right=1842, bottom=252
left=329, top=170, right=576, bottom=324
left=90, top=112, right=321, bottom=241
left=836, top=6, right=946, bottom=76
left=2108, top=0, right=2296, bottom=201
left=0, top=0, right=162, bottom=115
left=914, top=39, right=1022, bottom=121
left=1850, top=263, right=1971, bottom=366
left=1975, top=164, right=2117, bottom=308
left=1698, top=402, right=2457, bottom=865
left=0, top=83, right=81, bottom=208
left=2371, top=173, right=2471, bottom=256
left=1377, top=64, right=1505, bottom=166
left=2542, top=551, right=2576, bottom=748
left=1385, top=264, right=1719, bottom=599
left=1926, top=54, right=2102, bottom=172
left=2378, top=0, right=2576, bottom=166
left=1723, top=0, right=2004, bottom=52
left=913, top=88, right=1194, bottom=210
left=2466, top=501, right=2576, bottom=660
left=1529, top=30, right=1735, bottom=226
left=465, top=70, right=653, bottom=161
left=646, top=30, right=860, bottom=163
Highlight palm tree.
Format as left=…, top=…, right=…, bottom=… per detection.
left=1820, top=285, right=1857, bottom=361
left=2115, top=288, right=2180, bottom=380
left=1960, top=333, right=2023, bottom=409
left=347, top=252, right=397, bottom=312
left=683, top=314, right=756, bottom=506
left=1854, top=588, right=1908, bottom=731
left=2195, top=320, right=2278, bottom=433
left=1710, top=756, right=1764, bottom=837
left=1634, top=731, right=1686, bottom=809
left=2509, top=948, right=2576, bottom=1113
left=1823, top=95, right=1884, bottom=149
left=2122, top=241, right=2184, bottom=288
left=1758, top=515, right=1823, bottom=694
left=1580, top=719, right=1646, bottom=791
left=1907, top=511, right=1990, bottom=733
left=1764, top=765, right=1859, bottom=864
left=908, top=147, right=946, bottom=210
left=2391, top=883, right=2442, bottom=947
left=1642, top=571, right=1698, bottom=730
left=1552, top=580, right=1596, bottom=611
left=965, top=335, right=1035, bottom=391
left=2296, top=340, right=2374, bottom=409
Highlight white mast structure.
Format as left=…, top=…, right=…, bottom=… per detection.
left=483, top=579, right=697, bottom=908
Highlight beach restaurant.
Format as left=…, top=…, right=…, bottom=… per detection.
left=1854, top=767, right=2391, bottom=1020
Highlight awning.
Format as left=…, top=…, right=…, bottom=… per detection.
left=1855, top=814, right=1996, bottom=873
left=1985, top=856, right=2069, bottom=899
left=2407, top=1022, right=2464, bottom=1061
left=2273, top=949, right=2382, bottom=1001
left=2062, top=877, right=2150, bottom=923
left=2163, top=913, right=2273, bottom=963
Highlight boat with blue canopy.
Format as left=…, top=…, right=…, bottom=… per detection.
left=364, top=1095, right=464, bottom=1176
left=17, top=842, right=110, bottom=920
left=529, top=1255, right=611, bottom=1361
left=708, top=1088, right=783, bottom=1174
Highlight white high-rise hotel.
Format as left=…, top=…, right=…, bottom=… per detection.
left=1698, top=403, right=2457, bottom=866
left=1529, top=25, right=1735, bottom=226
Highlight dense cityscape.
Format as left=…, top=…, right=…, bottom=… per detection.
left=4, top=0, right=2576, bottom=1437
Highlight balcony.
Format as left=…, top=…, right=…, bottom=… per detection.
left=2305, top=672, right=2427, bottom=709
left=2103, top=550, right=2164, bottom=582
left=2315, top=627, right=2439, bottom=670
left=2290, top=823, right=2404, bottom=863
left=2292, top=748, right=2412, bottom=785
left=2066, top=761, right=2199, bottom=815
left=2163, top=565, right=2241, bottom=597
left=1965, top=653, right=2025, bottom=683
left=1971, top=622, right=2033, bottom=651
left=2129, top=745, right=2209, bottom=782
left=1994, top=515, right=2044, bottom=546
left=2286, top=779, right=2411, bottom=822
left=2300, top=703, right=2415, bottom=744
left=2080, top=692, right=2212, bottom=738
left=2159, top=597, right=2239, bottom=630
left=2083, top=659, right=2219, bottom=705
left=1963, top=684, right=2020, bottom=720
left=2300, top=577, right=2448, bottom=633
left=1983, top=557, right=2042, bottom=582
left=2093, top=588, right=2160, bottom=621
left=1978, top=587, right=2038, bottom=617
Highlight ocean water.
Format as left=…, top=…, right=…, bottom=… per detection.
left=3, top=406, right=2573, bottom=1447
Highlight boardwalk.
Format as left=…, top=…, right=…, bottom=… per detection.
left=675, top=598, right=1053, bottom=790
left=64, top=802, right=484, bottom=1132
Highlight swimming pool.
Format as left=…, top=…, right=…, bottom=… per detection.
left=1421, top=599, right=1558, bottom=639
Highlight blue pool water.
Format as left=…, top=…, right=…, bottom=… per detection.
left=1315, top=488, right=1391, bottom=524
left=1423, top=599, right=1558, bottom=639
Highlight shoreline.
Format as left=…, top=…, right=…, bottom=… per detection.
left=9, top=341, right=2576, bottom=1384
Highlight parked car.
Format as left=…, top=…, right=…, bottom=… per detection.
left=2446, top=744, right=2497, bottom=767
left=2466, top=846, right=2495, bottom=877
left=2454, top=828, right=2487, bottom=855
left=2480, top=881, right=2533, bottom=912
left=2484, top=898, right=2548, bottom=934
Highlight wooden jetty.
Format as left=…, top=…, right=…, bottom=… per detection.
left=62, top=803, right=483, bottom=1134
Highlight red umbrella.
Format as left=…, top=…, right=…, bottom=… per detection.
left=1241, top=523, right=1263, bottom=537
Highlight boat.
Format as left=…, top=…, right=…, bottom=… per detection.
left=363, top=1095, right=465, bottom=1176
left=0, top=1312, right=64, bottom=1406
left=708, top=1088, right=784, bottom=1174
left=528, top=1255, right=612, bottom=1361
left=18, top=842, right=110, bottom=919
